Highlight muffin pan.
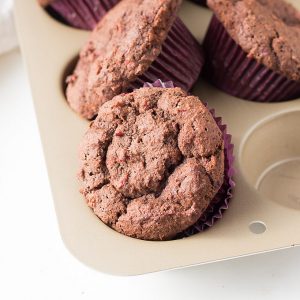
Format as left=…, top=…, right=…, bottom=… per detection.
left=14, top=0, right=300, bottom=275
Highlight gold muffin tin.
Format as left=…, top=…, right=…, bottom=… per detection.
left=14, top=0, right=300, bottom=275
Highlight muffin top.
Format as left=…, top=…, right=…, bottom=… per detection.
left=66, top=0, right=182, bottom=119
left=208, top=0, right=300, bottom=81
left=79, top=87, right=224, bottom=240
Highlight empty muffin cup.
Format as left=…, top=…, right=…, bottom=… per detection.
left=241, top=111, right=300, bottom=211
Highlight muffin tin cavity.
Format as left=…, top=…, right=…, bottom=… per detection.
left=240, top=111, right=300, bottom=210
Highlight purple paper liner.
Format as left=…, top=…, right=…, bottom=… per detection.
left=131, top=17, right=205, bottom=93
left=144, top=80, right=235, bottom=239
left=203, top=15, right=300, bottom=102
left=143, top=79, right=175, bottom=89
left=189, top=0, right=207, bottom=7
left=45, top=0, right=119, bottom=30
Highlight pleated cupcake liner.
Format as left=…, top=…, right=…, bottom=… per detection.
left=189, top=0, right=207, bottom=7
left=131, top=17, right=205, bottom=93
left=144, top=80, right=235, bottom=239
left=203, top=15, right=300, bottom=102
left=143, top=79, right=174, bottom=89
left=45, top=0, right=119, bottom=30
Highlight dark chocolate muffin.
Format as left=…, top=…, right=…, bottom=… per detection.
left=66, top=0, right=204, bottom=119
left=79, top=87, right=224, bottom=241
left=204, top=0, right=300, bottom=102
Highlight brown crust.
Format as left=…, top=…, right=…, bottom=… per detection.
left=207, top=0, right=300, bottom=81
left=79, top=87, right=224, bottom=240
left=66, top=0, right=182, bottom=119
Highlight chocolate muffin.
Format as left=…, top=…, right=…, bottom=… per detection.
left=66, top=0, right=204, bottom=119
left=38, top=0, right=119, bottom=30
left=204, top=0, right=300, bottom=102
left=79, top=87, right=225, bottom=241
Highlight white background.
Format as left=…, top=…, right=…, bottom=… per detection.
left=1, top=49, right=300, bottom=300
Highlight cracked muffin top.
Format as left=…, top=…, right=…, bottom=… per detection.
left=207, top=0, right=300, bottom=81
left=78, top=87, right=224, bottom=241
left=66, top=0, right=182, bottom=120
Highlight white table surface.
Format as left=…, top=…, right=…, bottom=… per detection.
left=1, top=49, right=300, bottom=300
